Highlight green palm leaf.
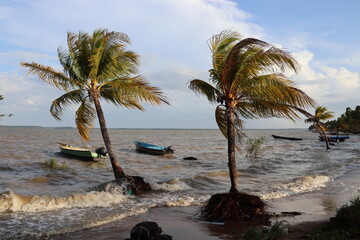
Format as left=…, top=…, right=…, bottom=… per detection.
left=50, top=89, right=87, bottom=120
left=188, top=80, right=220, bottom=103
left=75, top=99, right=96, bottom=141
left=100, top=76, right=169, bottom=109
left=21, top=62, right=78, bottom=91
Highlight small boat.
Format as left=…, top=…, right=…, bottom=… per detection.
left=133, top=141, right=175, bottom=155
left=59, top=143, right=108, bottom=161
left=272, top=135, right=303, bottom=141
left=318, top=135, right=349, bottom=142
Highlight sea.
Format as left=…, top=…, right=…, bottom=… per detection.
left=0, top=127, right=359, bottom=239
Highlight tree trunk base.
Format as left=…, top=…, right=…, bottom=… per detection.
left=200, top=192, right=267, bottom=221
left=117, top=176, right=152, bottom=195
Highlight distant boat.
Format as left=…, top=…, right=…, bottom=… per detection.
left=318, top=135, right=349, bottom=142
left=133, top=141, right=175, bottom=155
left=272, top=135, right=303, bottom=141
left=59, top=143, right=107, bottom=161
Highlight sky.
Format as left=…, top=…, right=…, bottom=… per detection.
left=0, top=0, right=359, bottom=129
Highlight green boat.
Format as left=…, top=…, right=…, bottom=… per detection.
left=59, top=143, right=107, bottom=161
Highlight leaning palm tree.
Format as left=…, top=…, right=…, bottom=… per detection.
left=22, top=29, right=168, bottom=189
left=305, top=106, right=334, bottom=149
left=189, top=30, right=314, bottom=220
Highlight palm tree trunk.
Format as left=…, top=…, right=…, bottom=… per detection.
left=317, top=123, right=330, bottom=150
left=92, top=93, right=126, bottom=180
left=322, top=130, right=330, bottom=150
left=227, top=108, right=238, bottom=193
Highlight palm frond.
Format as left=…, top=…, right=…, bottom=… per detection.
left=99, top=75, right=169, bottom=109
left=188, top=79, right=220, bottom=103
left=21, top=62, right=79, bottom=91
left=66, top=31, right=92, bottom=82
left=228, top=40, right=299, bottom=94
left=50, top=89, right=87, bottom=120
left=57, top=47, right=88, bottom=89
left=89, top=30, right=139, bottom=84
left=231, top=73, right=315, bottom=121
left=221, top=38, right=269, bottom=90
left=215, top=105, right=228, bottom=138
left=75, top=99, right=96, bottom=141
left=208, top=30, right=241, bottom=53
left=208, top=30, right=241, bottom=87
left=315, top=106, right=334, bottom=121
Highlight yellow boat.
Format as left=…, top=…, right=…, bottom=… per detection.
left=59, top=143, right=107, bottom=161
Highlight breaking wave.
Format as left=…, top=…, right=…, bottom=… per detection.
left=0, top=186, right=129, bottom=213
left=260, top=175, right=331, bottom=200
left=150, top=178, right=191, bottom=192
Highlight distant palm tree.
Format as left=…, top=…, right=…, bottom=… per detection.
left=305, top=106, right=334, bottom=149
left=22, top=29, right=168, bottom=183
left=189, top=30, right=314, bottom=193
left=0, top=95, right=13, bottom=119
left=333, top=117, right=348, bottom=137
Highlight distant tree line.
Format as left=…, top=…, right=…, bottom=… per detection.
left=324, top=106, right=360, bottom=134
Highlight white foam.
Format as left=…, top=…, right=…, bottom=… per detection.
left=151, top=178, right=191, bottom=192
left=162, top=195, right=209, bottom=207
left=0, top=188, right=130, bottom=213
left=46, top=207, right=150, bottom=236
left=164, top=196, right=197, bottom=207
left=260, top=175, right=331, bottom=200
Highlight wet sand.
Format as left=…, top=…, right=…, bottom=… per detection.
left=54, top=168, right=360, bottom=240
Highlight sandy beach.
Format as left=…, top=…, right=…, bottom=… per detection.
left=52, top=167, right=360, bottom=240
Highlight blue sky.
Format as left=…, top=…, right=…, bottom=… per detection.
left=0, top=0, right=359, bottom=129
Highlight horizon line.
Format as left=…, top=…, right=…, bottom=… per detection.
left=0, top=125, right=308, bottom=130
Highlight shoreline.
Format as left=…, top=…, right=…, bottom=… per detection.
left=53, top=168, right=360, bottom=240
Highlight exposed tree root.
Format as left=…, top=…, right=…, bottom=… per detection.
left=200, top=192, right=267, bottom=221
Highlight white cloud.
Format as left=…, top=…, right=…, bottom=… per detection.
left=0, top=72, right=29, bottom=93
left=0, top=0, right=358, bottom=128
left=0, top=0, right=266, bottom=128
left=24, top=96, right=43, bottom=106
left=286, top=50, right=360, bottom=118
left=321, top=66, right=360, bottom=92
left=292, top=50, right=327, bottom=82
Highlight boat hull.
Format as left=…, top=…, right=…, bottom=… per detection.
left=59, top=144, right=106, bottom=161
left=272, top=135, right=303, bottom=141
left=133, top=141, right=174, bottom=155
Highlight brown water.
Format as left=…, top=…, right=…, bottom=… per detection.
left=0, top=127, right=359, bottom=239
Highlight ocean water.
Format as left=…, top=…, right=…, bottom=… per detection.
left=0, top=127, right=359, bottom=239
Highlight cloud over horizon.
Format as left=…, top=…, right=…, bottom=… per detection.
left=0, top=0, right=359, bottom=129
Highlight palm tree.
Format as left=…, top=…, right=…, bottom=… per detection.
left=305, top=106, right=334, bottom=149
left=22, top=29, right=168, bottom=185
left=189, top=30, right=314, bottom=194
left=0, top=95, right=13, bottom=119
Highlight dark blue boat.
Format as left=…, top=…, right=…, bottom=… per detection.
left=272, top=135, right=303, bottom=141
left=133, top=141, right=175, bottom=155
